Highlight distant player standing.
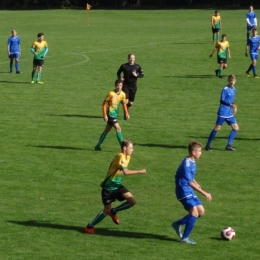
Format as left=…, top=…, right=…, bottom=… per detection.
left=205, top=74, right=238, bottom=151
left=172, top=141, right=212, bottom=245
left=245, top=28, right=260, bottom=78
left=31, top=33, right=48, bottom=84
left=94, top=79, right=129, bottom=151
left=246, top=5, right=257, bottom=40
left=7, top=30, right=21, bottom=74
left=211, top=10, right=222, bottom=44
left=117, top=54, right=144, bottom=119
left=209, top=34, right=231, bottom=78
left=84, top=139, right=146, bottom=234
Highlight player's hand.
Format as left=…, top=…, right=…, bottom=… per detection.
left=209, top=54, right=213, bottom=57
left=204, top=192, right=212, bottom=201
left=232, top=104, right=237, bottom=114
left=125, top=114, right=130, bottom=120
left=140, top=169, right=146, bottom=174
left=120, top=77, right=124, bottom=81
left=132, top=70, right=138, bottom=77
left=103, top=116, right=108, bottom=122
left=8, top=51, right=10, bottom=56
left=245, top=52, right=248, bottom=57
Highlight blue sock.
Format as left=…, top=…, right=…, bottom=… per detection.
left=182, top=215, right=198, bottom=240
left=15, top=61, right=19, bottom=72
left=252, top=65, right=257, bottom=76
left=10, top=61, right=13, bottom=71
left=227, top=129, right=237, bottom=146
left=206, top=129, right=217, bottom=147
left=175, top=214, right=190, bottom=226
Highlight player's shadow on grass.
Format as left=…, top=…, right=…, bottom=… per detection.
left=164, top=75, right=216, bottom=78
left=210, top=237, right=224, bottom=241
left=30, top=145, right=86, bottom=150
left=135, top=143, right=187, bottom=149
left=49, top=114, right=103, bottom=119
left=7, top=220, right=177, bottom=242
left=0, top=80, right=29, bottom=84
left=188, top=136, right=260, bottom=141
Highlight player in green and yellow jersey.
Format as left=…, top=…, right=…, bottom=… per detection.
left=95, top=79, right=129, bottom=151
left=30, top=33, right=48, bottom=84
left=209, top=34, right=231, bottom=78
left=84, top=139, right=146, bottom=234
left=211, top=10, right=222, bottom=44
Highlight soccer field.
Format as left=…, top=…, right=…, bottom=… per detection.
left=0, top=9, right=260, bottom=260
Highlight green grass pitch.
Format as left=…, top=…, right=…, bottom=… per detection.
left=0, top=9, right=260, bottom=260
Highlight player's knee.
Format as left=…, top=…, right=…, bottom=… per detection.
left=224, top=64, right=227, bottom=69
left=233, top=125, right=239, bottom=131
left=127, top=197, right=136, bottom=207
left=116, top=126, right=121, bottom=132
left=103, top=208, right=111, bottom=215
left=214, top=125, right=221, bottom=131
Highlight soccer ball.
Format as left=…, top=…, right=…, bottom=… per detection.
left=221, top=227, right=235, bottom=241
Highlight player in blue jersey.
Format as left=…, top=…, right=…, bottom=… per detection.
left=7, top=30, right=21, bottom=74
left=246, top=5, right=257, bottom=40
left=172, top=141, right=212, bottom=245
left=205, top=74, right=238, bottom=151
left=245, top=28, right=260, bottom=78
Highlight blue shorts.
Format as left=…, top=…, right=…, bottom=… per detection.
left=9, top=53, right=20, bottom=59
left=216, top=116, right=237, bottom=126
left=180, top=196, right=202, bottom=211
left=247, top=24, right=257, bottom=31
left=250, top=54, right=258, bottom=61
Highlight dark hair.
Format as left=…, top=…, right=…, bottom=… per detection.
left=121, top=139, right=133, bottom=149
left=228, top=74, right=236, bottom=80
left=127, top=53, right=135, bottom=59
left=37, top=33, right=44, bottom=37
left=215, top=10, right=219, bottom=13
left=221, top=34, right=226, bottom=38
left=115, top=78, right=124, bottom=86
left=252, top=28, right=257, bottom=33
left=188, top=141, right=202, bottom=154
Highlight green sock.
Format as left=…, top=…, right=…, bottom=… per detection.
left=88, top=211, right=106, bottom=227
left=37, top=72, right=41, bottom=82
left=31, top=71, right=36, bottom=81
left=97, top=132, right=107, bottom=147
left=112, top=202, right=131, bottom=214
left=219, top=68, right=223, bottom=76
left=116, top=131, right=123, bottom=145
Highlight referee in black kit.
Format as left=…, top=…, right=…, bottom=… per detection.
left=117, top=54, right=144, bottom=119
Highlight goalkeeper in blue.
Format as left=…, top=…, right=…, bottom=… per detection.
left=205, top=74, right=238, bottom=151
left=172, top=141, right=212, bottom=245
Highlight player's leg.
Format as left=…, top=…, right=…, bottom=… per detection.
left=31, top=60, right=37, bottom=83
left=113, top=122, right=123, bottom=145
left=36, top=61, right=44, bottom=84
left=212, top=28, right=216, bottom=44
left=226, top=119, right=239, bottom=151
left=95, top=123, right=112, bottom=150
left=84, top=189, right=116, bottom=233
left=179, top=197, right=202, bottom=244
left=205, top=117, right=224, bottom=151
left=218, top=61, right=224, bottom=78
left=251, top=56, right=258, bottom=77
left=110, top=188, right=136, bottom=224
left=15, top=54, right=20, bottom=73
left=9, top=55, right=14, bottom=72
left=128, top=87, right=137, bottom=109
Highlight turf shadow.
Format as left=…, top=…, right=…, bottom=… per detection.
left=188, top=136, right=260, bottom=141
left=49, top=114, right=103, bottom=119
left=7, top=220, right=178, bottom=242
left=163, top=75, right=216, bottom=78
left=31, top=145, right=86, bottom=150
left=135, top=143, right=187, bottom=149
left=0, top=80, right=29, bottom=84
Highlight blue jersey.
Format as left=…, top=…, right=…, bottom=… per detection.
left=7, top=36, right=20, bottom=53
left=175, top=157, right=196, bottom=200
left=247, top=36, right=260, bottom=55
left=217, top=85, right=236, bottom=118
left=246, top=11, right=257, bottom=25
